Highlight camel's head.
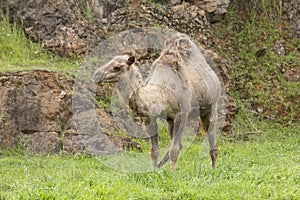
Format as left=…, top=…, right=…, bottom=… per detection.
left=92, top=54, right=136, bottom=83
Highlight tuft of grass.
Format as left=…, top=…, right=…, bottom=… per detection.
left=0, top=11, right=80, bottom=74
left=79, top=0, right=95, bottom=22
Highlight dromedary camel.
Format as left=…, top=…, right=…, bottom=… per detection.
left=93, top=33, right=222, bottom=170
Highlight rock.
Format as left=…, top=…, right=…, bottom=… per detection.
left=0, top=70, right=72, bottom=151
left=273, top=40, right=285, bottom=56
left=170, top=0, right=182, bottom=6
left=23, top=132, right=62, bottom=154
left=0, top=124, right=21, bottom=149
left=63, top=133, right=84, bottom=154
left=172, top=5, right=185, bottom=13
left=194, top=0, right=231, bottom=22
left=0, top=70, right=72, bottom=134
left=0, top=70, right=141, bottom=154
left=109, top=135, right=142, bottom=152
left=89, top=0, right=126, bottom=26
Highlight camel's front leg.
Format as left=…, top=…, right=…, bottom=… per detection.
left=146, top=117, right=159, bottom=168
left=150, top=134, right=159, bottom=168
left=156, top=119, right=182, bottom=169
left=169, top=113, right=188, bottom=171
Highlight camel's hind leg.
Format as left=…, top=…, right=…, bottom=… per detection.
left=207, top=105, right=219, bottom=169
left=168, top=118, right=183, bottom=150
left=167, top=119, right=174, bottom=140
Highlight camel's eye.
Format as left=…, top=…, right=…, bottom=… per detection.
left=113, top=66, right=121, bottom=71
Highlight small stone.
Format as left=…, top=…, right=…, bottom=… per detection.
left=59, top=91, right=67, bottom=99
left=172, top=5, right=185, bottom=13
left=273, top=40, right=286, bottom=56
left=170, top=0, right=181, bottom=6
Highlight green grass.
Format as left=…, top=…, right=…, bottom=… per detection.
left=0, top=11, right=80, bottom=74
left=0, top=116, right=299, bottom=199
left=97, top=91, right=112, bottom=110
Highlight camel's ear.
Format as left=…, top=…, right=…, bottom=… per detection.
left=127, top=56, right=135, bottom=66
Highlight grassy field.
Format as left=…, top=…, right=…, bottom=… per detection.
left=0, top=118, right=299, bottom=199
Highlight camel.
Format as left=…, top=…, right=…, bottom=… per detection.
left=93, top=33, right=222, bottom=170
left=129, top=33, right=222, bottom=170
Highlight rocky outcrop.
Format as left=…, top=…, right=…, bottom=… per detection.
left=0, top=70, right=72, bottom=152
left=0, top=0, right=231, bottom=57
left=0, top=70, right=141, bottom=154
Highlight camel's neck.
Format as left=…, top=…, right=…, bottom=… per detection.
left=125, top=66, right=142, bottom=90
left=115, top=66, right=142, bottom=101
